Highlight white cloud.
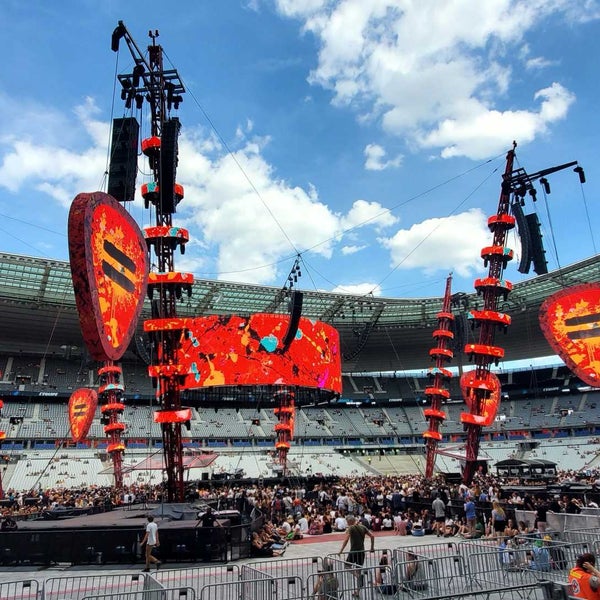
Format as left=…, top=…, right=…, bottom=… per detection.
left=341, top=244, right=366, bottom=255
left=364, top=143, right=402, bottom=170
left=0, top=97, right=109, bottom=205
left=0, top=98, right=398, bottom=286
left=340, top=198, right=398, bottom=231
left=275, top=0, right=596, bottom=159
left=525, top=56, right=557, bottom=70
left=379, top=208, right=489, bottom=277
left=418, top=83, right=575, bottom=160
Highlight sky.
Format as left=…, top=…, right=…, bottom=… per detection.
left=1, top=0, right=599, bottom=301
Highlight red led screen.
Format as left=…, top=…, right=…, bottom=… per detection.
left=68, top=388, right=98, bottom=442
left=460, top=371, right=500, bottom=427
left=540, top=283, right=600, bottom=387
left=68, top=192, right=149, bottom=361
left=177, top=314, right=342, bottom=392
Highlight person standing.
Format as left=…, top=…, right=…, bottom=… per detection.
left=199, top=507, right=219, bottom=562
left=568, top=553, right=600, bottom=599
left=432, top=494, right=446, bottom=537
left=490, top=501, right=506, bottom=539
left=535, top=496, right=548, bottom=533
left=464, top=495, right=477, bottom=537
left=339, top=514, right=375, bottom=597
left=141, top=515, right=161, bottom=571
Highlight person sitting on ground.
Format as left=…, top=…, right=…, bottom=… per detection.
left=569, top=552, right=600, bottom=598
left=314, top=558, right=339, bottom=600
left=528, top=539, right=551, bottom=572
left=277, top=516, right=292, bottom=538
left=443, top=516, right=458, bottom=537
left=381, top=513, right=393, bottom=531
left=251, top=530, right=283, bottom=557
left=411, top=518, right=424, bottom=537
left=401, top=551, right=427, bottom=591
left=334, top=512, right=347, bottom=532
left=503, top=518, right=519, bottom=539
left=394, top=512, right=407, bottom=535
left=517, top=520, right=535, bottom=540
left=308, top=516, right=324, bottom=535
left=375, top=550, right=397, bottom=595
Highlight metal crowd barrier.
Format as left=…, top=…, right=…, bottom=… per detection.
left=246, top=555, right=323, bottom=595
left=0, top=579, right=40, bottom=600
left=464, top=540, right=537, bottom=589
left=81, top=588, right=196, bottom=600
left=152, top=564, right=240, bottom=590
left=198, top=576, right=303, bottom=600
left=241, top=563, right=304, bottom=598
left=408, top=582, right=545, bottom=600
left=320, top=557, right=394, bottom=599
left=561, top=527, right=600, bottom=555
left=43, top=573, right=148, bottom=600
left=393, top=548, right=466, bottom=597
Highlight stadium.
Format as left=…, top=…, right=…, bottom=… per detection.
left=2, top=251, right=600, bottom=489
left=1, top=251, right=600, bottom=600
left=1, top=15, right=600, bottom=600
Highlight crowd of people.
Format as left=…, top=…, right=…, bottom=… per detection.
left=2, top=466, right=600, bottom=597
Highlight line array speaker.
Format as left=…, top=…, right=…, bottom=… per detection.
left=160, top=118, right=181, bottom=214
left=107, top=117, right=139, bottom=202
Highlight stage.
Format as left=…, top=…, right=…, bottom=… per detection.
left=0, top=504, right=248, bottom=566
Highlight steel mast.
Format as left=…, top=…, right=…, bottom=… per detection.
left=112, top=22, right=191, bottom=502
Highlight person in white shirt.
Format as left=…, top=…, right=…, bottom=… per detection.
left=297, top=515, right=309, bottom=533
left=334, top=513, right=348, bottom=531
left=141, top=515, right=161, bottom=571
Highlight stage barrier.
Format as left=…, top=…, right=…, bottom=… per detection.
left=152, top=564, right=240, bottom=590
left=81, top=588, right=195, bottom=600
left=198, top=576, right=302, bottom=600
left=562, top=527, right=600, bottom=555
left=0, top=579, right=40, bottom=600
left=245, top=555, right=323, bottom=596
left=5, top=536, right=597, bottom=600
left=43, top=573, right=148, bottom=600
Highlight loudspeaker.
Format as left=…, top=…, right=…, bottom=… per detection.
left=526, top=212, right=548, bottom=275
left=107, top=117, right=139, bottom=202
left=512, top=201, right=532, bottom=274
left=281, top=291, right=303, bottom=351
left=160, top=118, right=181, bottom=214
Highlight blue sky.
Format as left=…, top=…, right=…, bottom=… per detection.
left=1, top=0, right=599, bottom=300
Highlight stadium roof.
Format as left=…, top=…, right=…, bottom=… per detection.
left=0, top=252, right=599, bottom=372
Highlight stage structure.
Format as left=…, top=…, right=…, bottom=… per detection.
left=110, top=21, right=192, bottom=502
left=274, top=388, right=295, bottom=475
left=423, top=274, right=454, bottom=479
left=461, top=142, right=585, bottom=484
left=0, top=399, right=5, bottom=498
left=68, top=191, right=149, bottom=489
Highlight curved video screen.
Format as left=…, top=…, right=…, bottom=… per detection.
left=177, top=313, right=341, bottom=393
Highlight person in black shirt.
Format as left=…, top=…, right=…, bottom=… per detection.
left=199, top=506, right=217, bottom=528
left=548, top=495, right=562, bottom=513
left=198, top=507, right=219, bottom=561
left=535, top=496, right=549, bottom=533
